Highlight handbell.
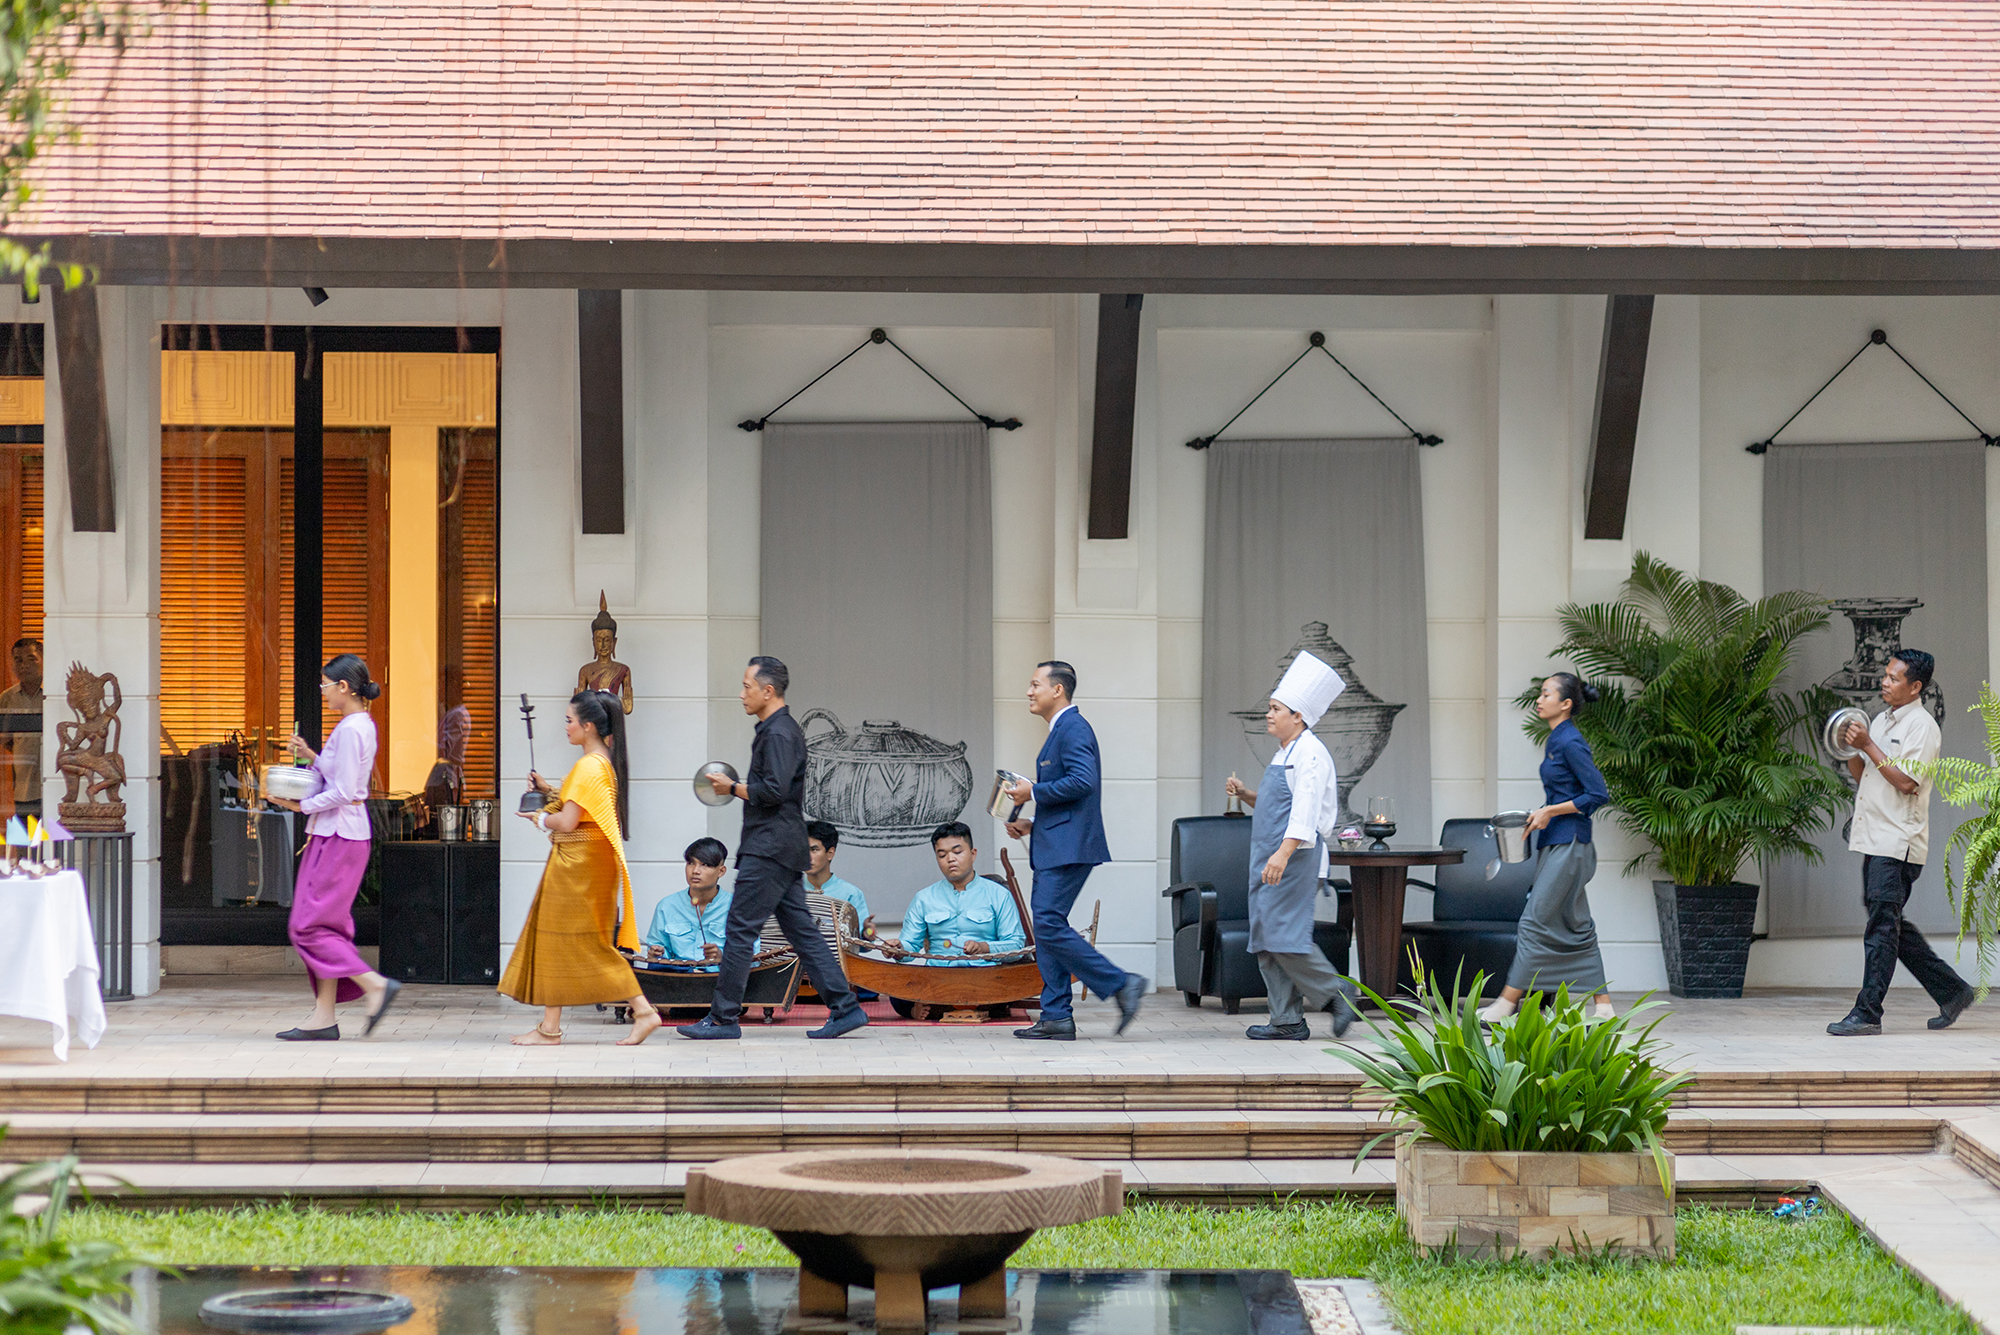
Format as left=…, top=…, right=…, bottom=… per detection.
left=986, top=769, right=1029, bottom=821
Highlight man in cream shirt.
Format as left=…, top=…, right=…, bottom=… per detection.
left=1826, top=649, right=1976, bottom=1037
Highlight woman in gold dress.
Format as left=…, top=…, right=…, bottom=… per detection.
left=500, top=689, right=662, bottom=1046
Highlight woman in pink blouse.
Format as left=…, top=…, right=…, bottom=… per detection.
left=268, top=654, right=400, bottom=1041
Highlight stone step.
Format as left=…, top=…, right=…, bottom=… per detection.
left=3, top=1068, right=1994, bottom=1116
left=0, top=1106, right=1964, bottom=1166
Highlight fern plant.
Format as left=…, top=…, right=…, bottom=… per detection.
left=0, top=1138, right=150, bottom=1335
left=1901, top=682, right=2000, bottom=994
left=1514, top=552, right=1850, bottom=887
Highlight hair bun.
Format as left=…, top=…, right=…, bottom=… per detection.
left=362, top=681, right=382, bottom=701
left=1581, top=682, right=1602, bottom=704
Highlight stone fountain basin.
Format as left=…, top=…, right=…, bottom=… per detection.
left=686, top=1149, right=1122, bottom=1292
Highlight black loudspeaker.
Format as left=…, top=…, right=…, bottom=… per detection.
left=380, top=842, right=500, bottom=985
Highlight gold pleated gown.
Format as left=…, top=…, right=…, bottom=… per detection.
left=497, top=753, right=641, bottom=1006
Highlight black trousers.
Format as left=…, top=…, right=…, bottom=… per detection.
left=709, top=854, right=857, bottom=1026
left=1854, top=854, right=1967, bottom=1023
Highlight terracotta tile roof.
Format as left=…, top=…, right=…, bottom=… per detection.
left=25, top=1, right=2000, bottom=248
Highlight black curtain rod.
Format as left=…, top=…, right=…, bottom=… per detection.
left=1747, top=329, right=1997, bottom=453
left=1186, top=331, right=1441, bottom=450
left=737, top=328, right=1023, bottom=433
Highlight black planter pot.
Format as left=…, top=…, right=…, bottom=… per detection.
left=1652, top=881, right=1759, bottom=999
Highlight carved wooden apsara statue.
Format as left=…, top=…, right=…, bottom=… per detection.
left=576, top=591, right=634, bottom=714
left=56, top=662, right=126, bottom=831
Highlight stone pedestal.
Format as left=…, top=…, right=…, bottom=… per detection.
left=1396, top=1135, right=1674, bottom=1259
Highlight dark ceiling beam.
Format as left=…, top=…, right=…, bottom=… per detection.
left=49, top=285, right=115, bottom=532
left=35, top=237, right=2000, bottom=296
left=1584, top=295, right=1655, bottom=542
left=576, top=290, right=625, bottom=535
left=1088, top=294, right=1144, bottom=540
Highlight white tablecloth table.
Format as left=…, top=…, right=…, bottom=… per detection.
left=0, top=869, right=106, bottom=1061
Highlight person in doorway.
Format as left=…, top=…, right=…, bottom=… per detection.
left=1478, top=673, right=1615, bottom=1024
left=1223, top=651, right=1359, bottom=1041
left=0, top=637, right=44, bottom=820
left=642, top=838, right=734, bottom=972
left=267, top=654, right=400, bottom=1041
left=806, top=820, right=874, bottom=939
left=1827, top=649, right=1976, bottom=1036
left=498, top=689, right=662, bottom=1046
left=680, top=656, right=868, bottom=1041
left=1004, top=661, right=1148, bottom=1040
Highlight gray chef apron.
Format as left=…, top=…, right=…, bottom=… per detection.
left=1246, top=755, right=1321, bottom=954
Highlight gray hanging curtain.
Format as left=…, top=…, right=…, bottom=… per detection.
left=1762, top=438, right=1989, bottom=938
left=760, top=422, right=994, bottom=924
left=1201, top=438, right=1432, bottom=838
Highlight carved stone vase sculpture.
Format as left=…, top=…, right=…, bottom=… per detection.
left=1233, top=622, right=1405, bottom=826
left=576, top=591, right=634, bottom=713
left=55, top=662, right=126, bottom=832
left=1821, top=598, right=1943, bottom=792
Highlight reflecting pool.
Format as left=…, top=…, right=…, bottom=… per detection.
left=141, top=1265, right=1309, bottom=1335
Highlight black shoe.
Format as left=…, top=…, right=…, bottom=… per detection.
left=1246, top=1021, right=1310, bottom=1041
left=1113, top=973, right=1148, bottom=1036
left=1014, top=1019, right=1076, bottom=1041
left=1929, top=986, right=1977, bottom=1031
left=362, top=978, right=402, bottom=1038
left=1325, top=987, right=1359, bottom=1040
left=1826, top=1013, right=1881, bottom=1037
left=276, top=1025, right=339, bottom=1042
left=676, top=1016, right=742, bottom=1040
left=808, top=1008, right=869, bottom=1040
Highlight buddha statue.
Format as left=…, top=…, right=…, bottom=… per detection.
left=577, top=591, right=634, bottom=714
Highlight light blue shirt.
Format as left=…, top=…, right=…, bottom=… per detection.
left=809, top=872, right=869, bottom=923
left=901, top=876, right=1025, bottom=965
left=643, top=888, right=733, bottom=970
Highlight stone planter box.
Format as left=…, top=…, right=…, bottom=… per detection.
left=1395, top=1135, right=1675, bottom=1260
left=1654, top=881, right=1760, bottom=999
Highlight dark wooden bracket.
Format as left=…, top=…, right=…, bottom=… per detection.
left=1087, top=294, right=1143, bottom=540
left=577, top=289, right=626, bottom=534
left=1583, top=294, right=1654, bottom=541
left=50, top=284, right=116, bottom=532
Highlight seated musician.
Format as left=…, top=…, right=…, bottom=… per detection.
left=641, top=838, right=732, bottom=972
left=891, top=822, right=1025, bottom=967
left=806, top=820, right=875, bottom=939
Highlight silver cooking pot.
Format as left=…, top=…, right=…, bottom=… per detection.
left=1486, top=810, right=1532, bottom=880
left=261, top=764, right=325, bottom=805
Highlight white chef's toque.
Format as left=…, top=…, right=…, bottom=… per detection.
left=1272, top=651, right=1346, bottom=727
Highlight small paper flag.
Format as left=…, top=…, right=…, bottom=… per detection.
left=5, top=816, right=29, bottom=847
left=24, top=816, right=42, bottom=845
left=41, top=816, right=72, bottom=841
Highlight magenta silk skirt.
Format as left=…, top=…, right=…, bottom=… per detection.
left=288, top=835, right=374, bottom=1003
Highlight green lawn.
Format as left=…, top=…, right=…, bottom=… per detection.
left=65, top=1200, right=1979, bottom=1335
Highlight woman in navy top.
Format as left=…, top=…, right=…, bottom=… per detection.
left=1479, top=672, right=1615, bottom=1023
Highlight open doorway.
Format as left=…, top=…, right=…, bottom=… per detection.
left=158, top=326, right=500, bottom=946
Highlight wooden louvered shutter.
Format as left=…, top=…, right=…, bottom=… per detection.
left=440, top=430, right=498, bottom=797
left=280, top=438, right=388, bottom=779
left=19, top=454, right=40, bottom=635
left=159, top=456, right=249, bottom=749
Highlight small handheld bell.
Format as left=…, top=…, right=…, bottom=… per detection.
left=518, top=693, right=547, bottom=813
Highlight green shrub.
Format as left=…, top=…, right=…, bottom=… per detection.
left=1903, top=681, right=2000, bottom=993
left=0, top=1144, right=152, bottom=1335
left=1330, top=969, right=1692, bottom=1192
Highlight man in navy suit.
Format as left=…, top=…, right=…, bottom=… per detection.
left=1004, top=661, right=1148, bottom=1040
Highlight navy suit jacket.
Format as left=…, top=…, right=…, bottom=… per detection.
left=1028, top=708, right=1113, bottom=871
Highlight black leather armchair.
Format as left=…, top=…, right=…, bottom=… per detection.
left=1163, top=814, right=1352, bottom=1014
left=1398, top=817, right=1535, bottom=999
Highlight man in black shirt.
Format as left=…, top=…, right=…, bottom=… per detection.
left=678, top=655, right=869, bottom=1040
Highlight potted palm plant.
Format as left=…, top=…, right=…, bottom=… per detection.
left=1333, top=969, right=1690, bottom=1259
left=1517, top=554, right=1850, bottom=998
left=1902, top=683, right=2000, bottom=994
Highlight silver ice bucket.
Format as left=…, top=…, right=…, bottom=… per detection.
left=437, top=804, right=467, bottom=842
left=466, top=799, right=498, bottom=841
left=1486, top=810, right=1532, bottom=879
left=986, top=769, right=1030, bottom=820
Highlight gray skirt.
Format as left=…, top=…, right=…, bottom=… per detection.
left=1505, top=841, right=1608, bottom=995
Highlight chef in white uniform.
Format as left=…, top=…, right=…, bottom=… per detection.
left=1223, top=651, right=1360, bottom=1041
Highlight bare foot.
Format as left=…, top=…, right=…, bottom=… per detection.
left=617, top=1009, right=663, bottom=1046
left=511, top=1024, right=562, bottom=1046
